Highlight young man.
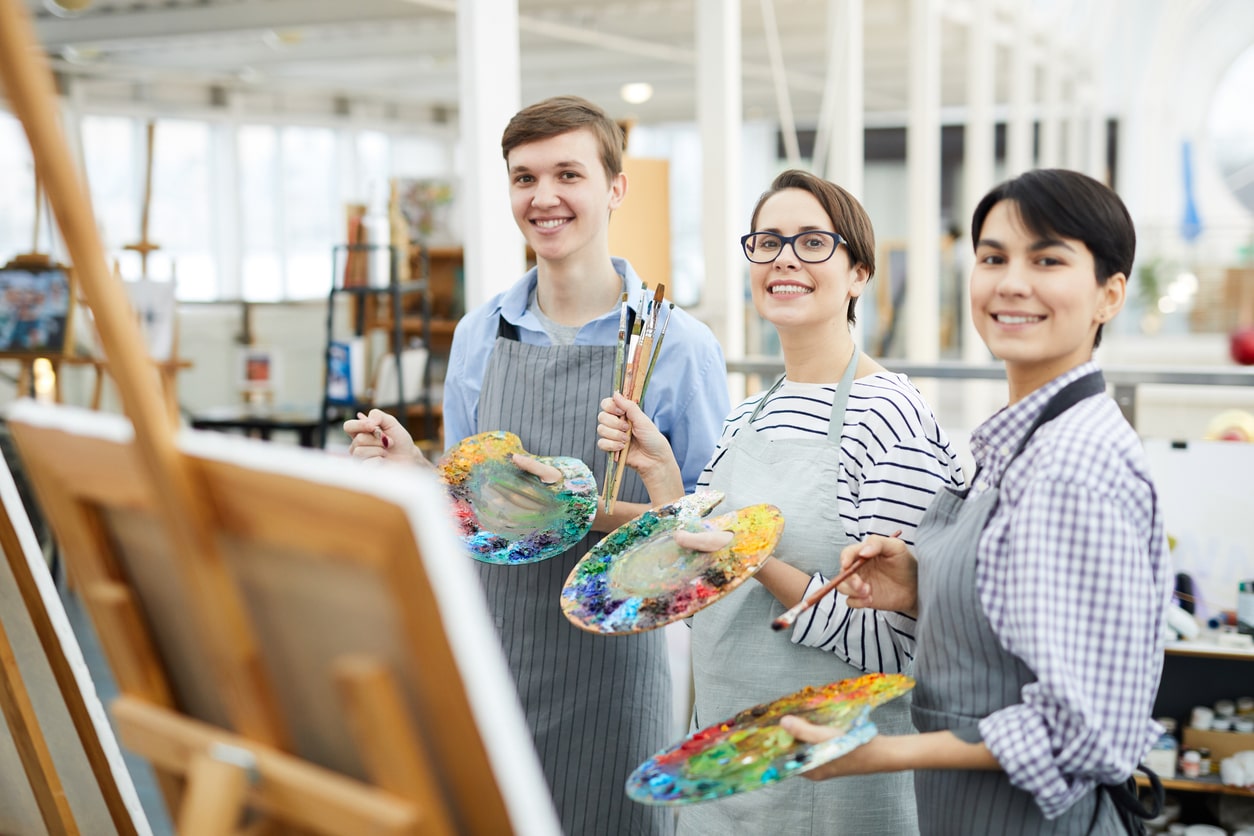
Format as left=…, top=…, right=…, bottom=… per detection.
left=346, top=95, right=728, bottom=835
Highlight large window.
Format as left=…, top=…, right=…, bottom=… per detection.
left=0, top=113, right=38, bottom=261
left=3, top=107, right=453, bottom=302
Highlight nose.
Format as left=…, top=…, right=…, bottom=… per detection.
left=994, top=257, right=1031, bottom=295
left=531, top=177, right=560, bottom=208
left=772, top=241, right=802, bottom=269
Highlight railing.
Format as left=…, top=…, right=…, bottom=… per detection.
left=725, top=358, right=1254, bottom=428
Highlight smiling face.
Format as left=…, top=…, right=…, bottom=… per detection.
left=971, top=199, right=1126, bottom=396
left=507, top=127, right=626, bottom=268
left=748, top=188, right=868, bottom=335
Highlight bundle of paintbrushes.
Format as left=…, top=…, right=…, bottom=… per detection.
left=602, top=283, right=674, bottom=514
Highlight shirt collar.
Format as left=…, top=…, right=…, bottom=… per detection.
left=493, top=257, right=642, bottom=327
left=971, top=360, right=1101, bottom=466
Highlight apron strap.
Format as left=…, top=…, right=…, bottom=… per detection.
left=826, top=344, right=860, bottom=443
left=985, top=370, right=1106, bottom=489
left=496, top=314, right=520, bottom=342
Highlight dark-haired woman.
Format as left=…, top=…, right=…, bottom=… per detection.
left=783, top=169, right=1171, bottom=835
left=598, top=170, right=964, bottom=835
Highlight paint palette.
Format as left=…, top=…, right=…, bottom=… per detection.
left=560, top=491, right=784, bottom=634
left=438, top=431, right=598, bottom=565
left=627, top=673, right=914, bottom=805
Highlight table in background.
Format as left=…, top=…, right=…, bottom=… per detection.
left=190, top=405, right=322, bottom=448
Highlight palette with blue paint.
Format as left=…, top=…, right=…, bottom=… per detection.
left=438, top=431, right=597, bottom=565
left=561, top=491, right=784, bottom=634
left=627, top=673, right=915, bottom=806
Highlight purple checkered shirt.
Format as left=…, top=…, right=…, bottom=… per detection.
left=967, top=361, right=1171, bottom=818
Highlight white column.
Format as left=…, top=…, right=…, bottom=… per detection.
left=814, top=0, right=864, bottom=350
left=905, top=0, right=940, bottom=364
left=1065, top=73, right=1085, bottom=172
left=1085, top=75, right=1108, bottom=182
left=457, top=0, right=522, bottom=308
left=1006, top=4, right=1034, bottom=176
left=961, top=0, right=993, bottom=365
left=215, top=91, right=244, bottom=300
left=818, top=0, right=864, bottom=199
left=697, top=0, right=744, bottom=370
left=1038, top=44, right=1063, bottom=168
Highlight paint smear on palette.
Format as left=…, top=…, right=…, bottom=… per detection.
left=438, top=431, right=597, bottom=565
left=560, top=491, right=784, bottom=634
left=627, top=673, right=915, bottom=806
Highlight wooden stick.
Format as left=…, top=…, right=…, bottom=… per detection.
left=770, top=530, right=903, bottom=631
left=606, top=286, right=666, bottom=514
left=601, top=292, right=630, bottom=506
left=0, top=0, right=287, bottom=745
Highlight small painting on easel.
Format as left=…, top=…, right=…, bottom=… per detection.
left=0, top=262, right=73, bottom=356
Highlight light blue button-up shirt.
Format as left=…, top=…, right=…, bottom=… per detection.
left=441, top=257, right=730, bottom=492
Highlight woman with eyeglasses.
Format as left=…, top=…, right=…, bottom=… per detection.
left=597, top=169, right=964, bottom=834
left=780, top=170, right=1170, bottom=835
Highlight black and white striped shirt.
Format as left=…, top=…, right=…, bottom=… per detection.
left=697, top=372, right=966, bottom=673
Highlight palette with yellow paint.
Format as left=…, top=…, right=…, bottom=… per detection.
left=561, top=491, right=784, bottom=634
left=438, top=431, right=597, bottom=565
left=626, top=673, right=914, bottom=805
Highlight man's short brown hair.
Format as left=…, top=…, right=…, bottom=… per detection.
left=501, top=95, right=625, bottom=183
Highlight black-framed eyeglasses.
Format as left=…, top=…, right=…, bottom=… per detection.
left=740, top=231, right=846, bottom=264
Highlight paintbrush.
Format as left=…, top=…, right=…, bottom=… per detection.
left=356, top=412, right=390, bottom=448
left=607, top=286, right=666, bottom=513
left=637, top=302, right=673, bottom=406
left=601, top=292, right=631, bottom=505
left=770, top=530, right=902, bottom=631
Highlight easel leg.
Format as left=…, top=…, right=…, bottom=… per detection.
left=177, top=745, right=256, bottom=836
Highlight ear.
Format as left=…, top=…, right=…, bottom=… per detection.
left=608, top=170, right=627, bottom=211
left=848, top=264, right=871, bottom=298
left=1095, top=271, right=1127, bottom=323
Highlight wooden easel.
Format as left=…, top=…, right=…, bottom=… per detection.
left=0, top=1, right=559, bottom=833
left=0, top=450, right=147, bottom=835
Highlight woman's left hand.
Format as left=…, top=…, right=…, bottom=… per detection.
left=780, top=717, right=887, bottom=780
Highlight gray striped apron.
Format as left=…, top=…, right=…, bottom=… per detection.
left=911, top=372, right=1123, bottom=835
left=476, top=318, right=674, bottom=836
left=679, top=347, right=919, bottom=836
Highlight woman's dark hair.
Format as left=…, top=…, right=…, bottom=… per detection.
left=971, top=169, right=1135, bottom=348
left=749, top=169, right=876, bottom=326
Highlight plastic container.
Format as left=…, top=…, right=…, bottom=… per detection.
left=1180, top=749, right=1201, bottom=778
left=1216, top=699, right=1237, bottom=718
left=1198, top=746, right=1212, bottom=776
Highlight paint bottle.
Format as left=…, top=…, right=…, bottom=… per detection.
left=1179, top=749, right=1201, bottom=779
left=1240, top=579, right=1254, bottom=635
left=1197, top=747, right=1211, bottom=776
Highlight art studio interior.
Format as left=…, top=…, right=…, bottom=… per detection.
left=2, top=0, right=1254, bottom=834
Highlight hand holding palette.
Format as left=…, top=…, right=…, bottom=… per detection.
left=561, top=491, right=784, bottom=634
left=626, top=673, right=914, bottom=805
left=438, top=431, right=597, bottom=565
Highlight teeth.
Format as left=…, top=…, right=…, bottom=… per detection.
left=769, top=285, right=812, bottom=295
left=535, top=219, right=566, bottom=229
left=995, top=314, right=1043, bottom=324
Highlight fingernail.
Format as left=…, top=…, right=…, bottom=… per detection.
left=357, top=412, right=368, bottom=420
left=382, top=435, right=391, bottom=449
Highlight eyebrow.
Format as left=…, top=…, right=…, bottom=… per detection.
left=509, top=159, right=588, bottom=175
left=975, top=237, right=1077, bottom=253
left=758, top=224, right=829, bottom=234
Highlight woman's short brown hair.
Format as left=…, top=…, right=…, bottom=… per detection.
left=501, top=95, right=625, bottom=184
left=749, top=169, right=877, bottom=326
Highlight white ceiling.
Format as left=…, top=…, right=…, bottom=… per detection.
left=22, top=0, right=1093, bottom=127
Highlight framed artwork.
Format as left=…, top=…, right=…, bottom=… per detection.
left=0, top=264, right=73, bottom=357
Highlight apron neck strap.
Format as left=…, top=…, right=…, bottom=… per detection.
left=826, top=344, right=861, bottom=442
left=994, top=370, right=1106, bottom=485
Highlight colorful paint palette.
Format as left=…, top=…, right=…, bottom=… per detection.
left=627, top=673, right=914, bottom=805
left=438, top=431, right=597, bottom=565
left=560, top=491, right=784, bottom=634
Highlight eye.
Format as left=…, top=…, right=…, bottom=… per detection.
left=800, top=234, right=828, bottom=250
left=513, top=173, right=534, bottom=185
left=977, top=253, right=1005, bottom=265
left=559, top=170, right=581, bottom=181
left=758, top=236, right=781, bottom=250
left=1035, top=256, right=1064, bottom=267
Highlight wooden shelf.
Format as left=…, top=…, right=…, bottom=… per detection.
left=1165, top=641, right=1254, bottom=661
left=1136, top=772, right=1254, bottom=797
